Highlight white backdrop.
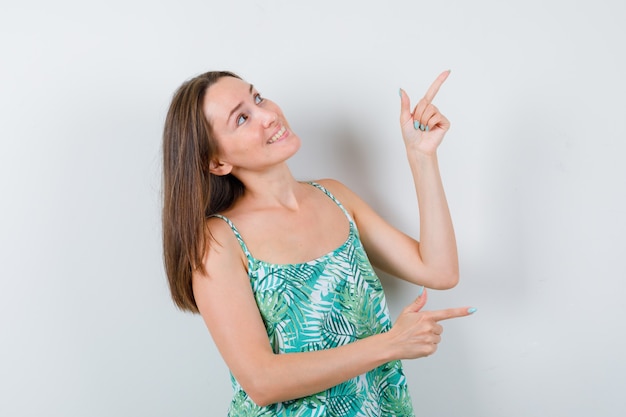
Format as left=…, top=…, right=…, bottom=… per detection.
left=2, top=0, right=625, bottom=416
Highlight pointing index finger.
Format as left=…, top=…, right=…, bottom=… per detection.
left=423, top=70, right=451, bottom=103
left=428, top=306, right=476, bottom=322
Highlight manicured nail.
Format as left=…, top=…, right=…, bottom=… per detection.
left=399, top=88, right=402, bottom=97
left=425, top=125, right=430, bottom=132
left=414, top=121, right=420, bottom=130
left=420, top=124, right=426, bottom=131
left=418, top=286, right=425, bottom=297
left=467, top=307, right=477, bottom=314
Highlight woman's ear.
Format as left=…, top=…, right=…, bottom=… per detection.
left=208, top=159, right=233, bottom=176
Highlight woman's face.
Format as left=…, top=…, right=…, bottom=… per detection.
left=203, top=76, right=300, bottom=176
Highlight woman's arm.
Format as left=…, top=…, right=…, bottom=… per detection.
left=194, top=217, right=469, bottom=406
left=320, top=71, right=458, bottom=289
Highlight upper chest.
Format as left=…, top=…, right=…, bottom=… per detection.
left=228, top=188, right=351, bottom=265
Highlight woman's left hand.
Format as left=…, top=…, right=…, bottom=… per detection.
left=399, top=70, right=451, bottom=156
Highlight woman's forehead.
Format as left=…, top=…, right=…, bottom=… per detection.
left=207, top=77, right=251, bottom=101
left=203, top=77, right=252, bottom=122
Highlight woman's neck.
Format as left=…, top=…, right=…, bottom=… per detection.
left=234, top=164, right=303, bottom=211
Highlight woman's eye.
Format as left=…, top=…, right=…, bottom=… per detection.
left=236, top=114, right=248, bottom=126
left=254, top=93, right=263, bottom=104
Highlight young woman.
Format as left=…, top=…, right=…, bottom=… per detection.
left=162, top=70, right=475, bottom=416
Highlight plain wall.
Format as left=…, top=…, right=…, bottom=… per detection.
left=1, top=0, right=625, bottom=416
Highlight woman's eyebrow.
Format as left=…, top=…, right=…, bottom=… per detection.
left=227, top=84, right=255, bottom=123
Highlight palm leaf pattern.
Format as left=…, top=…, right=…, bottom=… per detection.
left=214, top=183, right=414, bottom=417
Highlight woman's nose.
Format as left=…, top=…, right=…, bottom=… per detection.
left=259, top=108, right=277, bottom=128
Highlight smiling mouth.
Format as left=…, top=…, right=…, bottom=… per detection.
left=268, top=126, right=286, bottom=144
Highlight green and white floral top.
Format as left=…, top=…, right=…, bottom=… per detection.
left=213, top=182, right=414, bottom=417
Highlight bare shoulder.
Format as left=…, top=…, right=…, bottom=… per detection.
left=314, top=178, right=366, bottom=215
left=206, top=215, right=237, bottom=246
left=205, top=216, right=237, bottom=255
left=197, top=216, right=247, bottom=280
left=314, top=178, right=357, bottom=201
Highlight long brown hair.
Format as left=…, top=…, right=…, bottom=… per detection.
left=162, top=71, right=245, bottom=313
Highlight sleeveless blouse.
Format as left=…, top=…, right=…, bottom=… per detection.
left=213, top=182, right=414, bottom=417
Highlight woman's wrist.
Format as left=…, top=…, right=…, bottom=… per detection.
left=404, top=138, right=439, bottom=159
left=406, top=148, right=441, bottom=177
left=371, top=329, right=400, bottom=364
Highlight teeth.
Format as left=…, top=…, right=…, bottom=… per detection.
left=268, top=126, right=286, bottom=143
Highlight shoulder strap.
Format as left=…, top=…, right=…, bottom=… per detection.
left=306, top=181, right=354, bottom=225
left=210, top=214, right=253, bottom=261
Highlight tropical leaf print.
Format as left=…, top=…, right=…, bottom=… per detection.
left=217, top=183, right=414, bottom=417
left=321, top=304, right=357, bottom=348
left=326, top=380, right=363, bottom=416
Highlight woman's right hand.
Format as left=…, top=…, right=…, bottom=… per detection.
left=399, top=70, right=451, bottom=157
left=387, top=289, right=475, bottom=359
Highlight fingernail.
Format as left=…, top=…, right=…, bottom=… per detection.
left=425, top=125, right=430, bottom=132
left=420, top=124, right=426, bottom=131
left=467, top=307, right=477, bottom=314
left=398, top=88, right=402, bottom=97
left=414, top=121, right=420, bottom=130
left=417, top=286, right=425, bottom=297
